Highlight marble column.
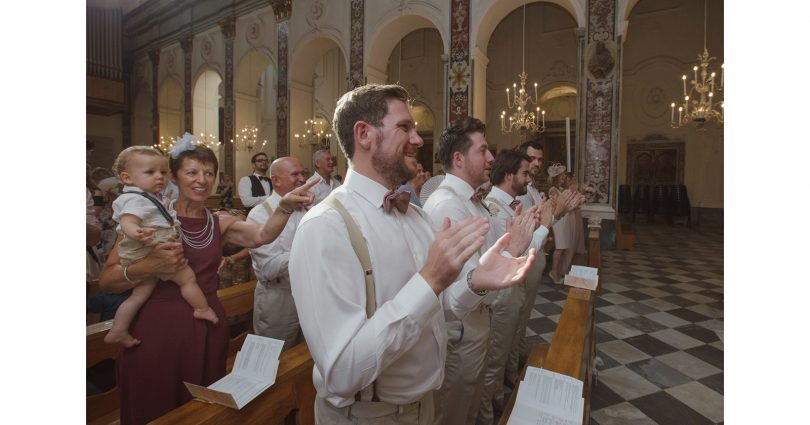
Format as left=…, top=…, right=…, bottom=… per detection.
left=221, top=16, right=236, bottom=179
left=272, top=0, right=292, bottom=157
left=578, top=0, right=622, bottom=243
left=148, top=49, right=160, bottom=146
left=448, top=0, right=471, bottom=124
left=180, top=36, right=194, bottom=133
left=122, top=58, right=132, bottom=148
left=348, top=0, right=365, bottom=90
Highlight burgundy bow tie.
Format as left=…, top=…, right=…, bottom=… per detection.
left=509, top=199, right=521, bottom=211
left=471, top=187, right=487, bottom=203
left=383, top=190, right=411, bottom=214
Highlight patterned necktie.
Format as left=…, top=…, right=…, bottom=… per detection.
left=471, top=187, right=487, bottom=203
left=383, top=190, right=411, bottom=214
left=509, top=199, right=521, bottom=211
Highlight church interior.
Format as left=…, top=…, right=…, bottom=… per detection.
left=84, top=0, right=727, bottom=423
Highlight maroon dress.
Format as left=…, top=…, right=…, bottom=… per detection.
left=117, top=214, right=229, bottom=425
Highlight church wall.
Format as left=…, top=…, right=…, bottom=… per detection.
left=87, top=113, right=124, bottom=172
left=619, top=0, right=724, bottom=211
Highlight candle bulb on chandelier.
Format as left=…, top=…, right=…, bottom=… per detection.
left=506, top=88, right=510, bottom=105
left=536, top=107, right=540, bottom=126
left=541, top=110, right=546, bottom=127
left=678, top=106, right=683, bottom=123
left=671, top=103, right=675, bottom=124
left=534, top=82, right=538, bottom=100
left=693, top=66, right=698, bottom=84
left=682, top=75, right=687, bottom=96
left=684, top=96, right=689, bottom=114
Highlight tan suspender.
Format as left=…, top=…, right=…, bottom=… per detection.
left=322, top=194, right=377, bottom=318
left=322, top=193, right=380, bottom=402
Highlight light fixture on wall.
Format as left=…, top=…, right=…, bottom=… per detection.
left=230, top=126, right=267, bottom=152
left=500, top=0, right=545, bottom=135
left=295, top=118, right=332, bottom=149
left=670, top=0, right=723, bottom=129
left=153, top=133, right=221, bottom=155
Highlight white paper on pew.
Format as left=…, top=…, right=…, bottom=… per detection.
left=564, top=265, right=599, bottom=291
left=507, top=367, right=584, bottom=425
left=183, top=334, right=284, bottom=410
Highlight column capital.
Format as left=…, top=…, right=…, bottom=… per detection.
left=271, top=0, right=292, bottom=22
left=148, top=48, right=160, bottom=65
left=220, top=15, right=236, bottom=40
left=180, top=35, right=193, bottom=55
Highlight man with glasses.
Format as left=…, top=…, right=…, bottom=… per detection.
left=238, top=152, right=273, bottom=213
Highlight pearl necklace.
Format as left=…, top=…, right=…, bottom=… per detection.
left=180, top=208, right=215, bottom=249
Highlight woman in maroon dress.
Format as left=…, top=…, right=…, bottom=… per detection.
left=99, top=139, right=317, bottom=424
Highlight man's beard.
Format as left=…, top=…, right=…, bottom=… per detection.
left=371, top=135, right=416, bottom=187
left=513, top=181, right=528, bottom=196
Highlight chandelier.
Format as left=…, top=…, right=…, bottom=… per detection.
left=500, top=0, right=545, bottom=135
left=295, top=118, right=333, bottom=149
left=230, top=126, right=267, bottom=152
left=670, top=0, right=723, bottom=129
left=153, top=133, right=221, bottom=155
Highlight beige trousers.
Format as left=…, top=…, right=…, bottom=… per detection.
left=476, top=284, right=526, bottom=425
left=315, top=393, right=434, bottom=425
left=253, top=280, right=302, bottom=352
left=508, top=253, right=547, bottom=374
left=433, top=306, right=491, bottom=425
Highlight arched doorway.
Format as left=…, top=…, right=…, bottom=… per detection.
left=234, top=49, right=275, bottom=182
left=192, top=69, right=223, bottom=179
left=158, top=77, right=184, bottom=144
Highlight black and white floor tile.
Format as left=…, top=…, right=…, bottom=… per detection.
left=524, top=222, right=723, bottom=425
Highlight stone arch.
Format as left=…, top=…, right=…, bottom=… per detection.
left=474, top=0, right=583, bottom=57
left=365, top=13, right=447, bottom=83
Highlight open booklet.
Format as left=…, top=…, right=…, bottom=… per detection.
left=506, top=366, right=585, bottom=425
left=564, top=265, right=599, bottom=291
left=184, top=334, right=284, bottom=410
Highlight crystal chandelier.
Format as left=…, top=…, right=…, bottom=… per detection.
left=153, top=133, right=221, bottom=155
left=230, top=126, right=267, bottom=152
left=295, top=118, right=333, bottom=149
left=670, top=0, right=723, bottom=129
left=500, top=0, right=545, bottom=135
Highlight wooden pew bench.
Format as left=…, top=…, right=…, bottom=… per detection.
left=499, top=223, right=601, bottom=424
left=151, top=342, right=316, bottom=425
left=616, top=217, right=635, bottom=251
left=87, top=280, right=258, bottom=424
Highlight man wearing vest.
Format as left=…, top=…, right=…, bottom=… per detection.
left=423, top=118, right=537, bottom=425
left=289, top=84, right=536, bottom=425
left=307, top=149, right=341, bottom=205
left=247, top=156, right=317, bottom=352
left=238, top=152, right=273, bottom=212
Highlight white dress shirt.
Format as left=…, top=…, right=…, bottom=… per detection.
left=246, top=191, right=305, bottom=286
left=485, top=186, right=549, bottom=254
left=306, top=171, right=341, bottom=205
left=289, top=169, right=485, bottom=408
left=238, top=173, right=272, bottom=207
left=516, top=181, right=544, bottom=209
left=422, top=174, right=502, bottom=306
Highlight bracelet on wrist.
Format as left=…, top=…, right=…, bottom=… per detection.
left=278, top=205, right=294, bottom=215
left=123, top=265, right=138, bottom=284
left=466, top=268, right=488, bottom=296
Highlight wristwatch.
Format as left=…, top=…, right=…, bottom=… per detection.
left=467, top=268, right=488, bottom=296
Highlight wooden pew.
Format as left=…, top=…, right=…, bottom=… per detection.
left=499, top=223, right=601, bottom=424
left=217, top=280, right=258, bottom=372
left=87, top=320, right=120, bottom=425
left=616, top=216, right=635, bottom=251
left=87, top=280, right=258, bottom=424
left=150, top=342, right=316, bottom=425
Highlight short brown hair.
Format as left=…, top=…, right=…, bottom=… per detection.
left=112, top=146, right=164, bottom=178
left=438, top=117, right=486, bottom=170
left=491, top=149, right=531, bottom=185
left=170, top=145, right=219, bottom=177
left=332, top=84, right=410, bottom=160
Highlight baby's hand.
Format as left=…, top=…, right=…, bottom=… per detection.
left=136, top=227, right=158, bottom=244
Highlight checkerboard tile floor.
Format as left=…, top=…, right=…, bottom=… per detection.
left=525, top=222, right=723, bottom=425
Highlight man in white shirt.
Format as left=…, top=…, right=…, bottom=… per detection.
left=237, top=152, right=272, bottom=211
left=289, top=84, right=536, bottom=425
left=423, top=118, right=536, bottom=425
left=247, top=156, right=309, bottom=352
left=478, top=150, right=560, bottom=425
left=306, top=149, right=340, bottom=205
left=506, top=141, right=583, bottom=386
